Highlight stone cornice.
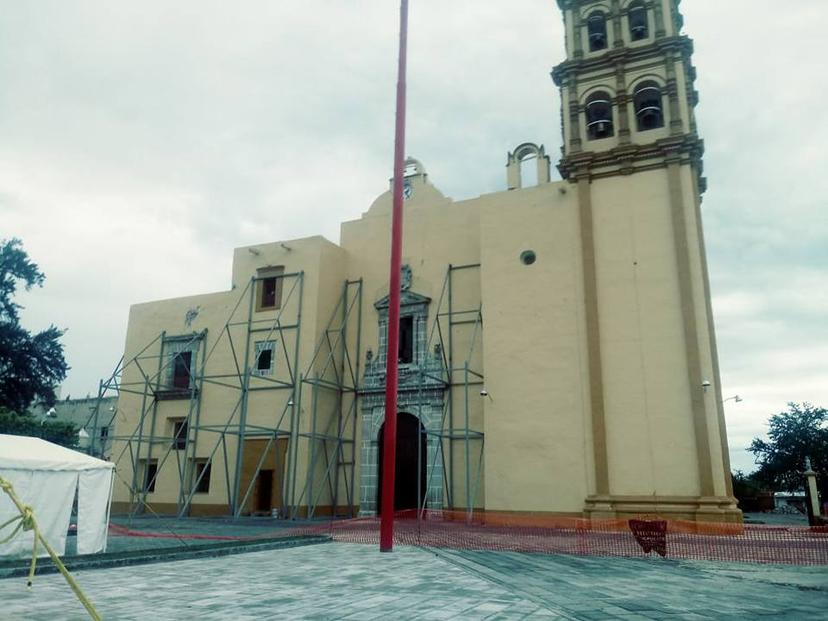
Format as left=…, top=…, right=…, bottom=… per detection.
left=374, top=289, right=431, bottom=311
left=552, top=35, right=694, bottom=86
left=558, top=133, right=705, bottom=183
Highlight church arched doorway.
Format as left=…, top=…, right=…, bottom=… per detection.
left=376, top=412, right=427, bottom=512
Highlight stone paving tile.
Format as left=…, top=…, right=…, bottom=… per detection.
left=435, top=549, right=827, bottom=621
left=0, top=542, right=825, bottom=619
left=0, top=543, right=554, bottom=620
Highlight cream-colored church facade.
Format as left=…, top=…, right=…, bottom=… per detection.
left=110, top=0, right=740, bottom=523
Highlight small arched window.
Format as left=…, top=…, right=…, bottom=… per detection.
left=628, top=2, right=649, bottom=41
left=633, top=81, right=665, bottom=131
left=585, top=92, right=614, bottom=140
left=587, top=12, right=608, bottom=51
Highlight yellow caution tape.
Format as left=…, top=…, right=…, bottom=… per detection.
left=0, top=476, right=103, bottom=621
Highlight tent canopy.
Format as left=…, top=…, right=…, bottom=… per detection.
left=0, top=434, right=115, bottom=472
left=0, top=434, right=114, bottom=558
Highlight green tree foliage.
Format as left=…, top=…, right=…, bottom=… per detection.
left=749, top=402, right=827, bottom=499
left=0, top=407, right=79, bottom=448
left=0, top=238, right=68, bottom=411
left=731, top=470, right=764, bottom=498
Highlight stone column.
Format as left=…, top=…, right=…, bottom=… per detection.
left=573, top=15, right=584, bottom=58
left=568, top=76, right=582, bottom=153
left=611, top=0, right=623, bottom=48
left=665, top=55, right=683, bottom=134
left=615, top=64, right=631, bottom=143
left=653, top=0, right=666, bottom=37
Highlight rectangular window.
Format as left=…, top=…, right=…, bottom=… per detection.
left=399, top=316, right=414, bottom=364
left=99, top=426, right=109, bottom=442
left=172, top=351, right=192, bottom=389
left=143, top=460, right=158, bottom=493
left=171, top=419, right=188, bottom=450
left=193, top=460, right=211, bottom=494
left=253, top=340, right=276, bottom=376
left=159, top=335, right=202, bottom=399
left=256, top=267, right=285, bottom=311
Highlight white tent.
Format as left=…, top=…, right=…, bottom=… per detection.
left=0, top=434, right=114, bottom=558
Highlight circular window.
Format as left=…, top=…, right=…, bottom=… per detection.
left=520, top=250, right=536, bottom=266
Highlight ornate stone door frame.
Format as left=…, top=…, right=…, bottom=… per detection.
left=357, top=279, right=447, bottom=516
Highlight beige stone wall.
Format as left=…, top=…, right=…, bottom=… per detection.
left=479, top=181, right=589, bottom=513
left=112, top=236, right=348, bottom=513
left=590, top=168, right=701, bottom=497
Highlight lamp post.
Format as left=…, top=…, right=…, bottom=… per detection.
left=721, top=395, right=743, bottom=404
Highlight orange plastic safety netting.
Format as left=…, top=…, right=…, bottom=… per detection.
left=107, top=510, right=828, bottom=566
left=282, top=510, right=828, bottom=566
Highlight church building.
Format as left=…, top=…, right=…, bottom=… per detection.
left=109, top=0, right=741, bottom=523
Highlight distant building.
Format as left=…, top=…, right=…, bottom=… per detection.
left=109, top=0, right=740, bottom=523
left=30, top=395, right=119, bottom=459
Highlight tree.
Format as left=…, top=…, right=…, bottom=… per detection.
left=0, top=407, right=78, bottom=448
left=749, top=402, right=828, bottom=500
left=0, top=238, right=68, bottom=411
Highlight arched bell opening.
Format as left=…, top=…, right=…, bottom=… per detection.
left=634, top=81, right=665, bottom=131
left=506, top=143, right=551, bottom=190
left=587, top=11, right=608, bottom=51
left=585, top=92, right=614, bottom=140
left=628, top=2, right=649, bottom=41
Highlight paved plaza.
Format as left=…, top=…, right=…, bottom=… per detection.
left=0, top=542, right=825, bottom=620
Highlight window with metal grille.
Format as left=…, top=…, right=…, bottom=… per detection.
left=254, top=340, right=276, bottom=376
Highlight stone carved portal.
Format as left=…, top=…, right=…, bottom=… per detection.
left=358, top=270, right=446, bottom=516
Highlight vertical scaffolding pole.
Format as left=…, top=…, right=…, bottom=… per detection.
left=464, top=362, right=471, bottom=521
left=286, top=273, right=305, bottom=518
left=135, top=334, right=166, bottom=515
left=89, top=380, right=104, bottom=457
left=231, top=278, right=256, bottom=516
left=380, top=0, right=409, bottom=553
left=447, top=265, right=454, bottom=506
left=129, top=348, right=155, bottom=506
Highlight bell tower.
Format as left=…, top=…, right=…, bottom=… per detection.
left=553, top=0, right=703, bottom=182
left=552, top=1, right=739, bottom=520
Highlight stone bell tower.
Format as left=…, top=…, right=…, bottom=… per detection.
left=552, top=0, right=740, bottom=520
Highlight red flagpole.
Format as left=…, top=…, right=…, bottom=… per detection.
left=380, top=0, right=409, bottom=553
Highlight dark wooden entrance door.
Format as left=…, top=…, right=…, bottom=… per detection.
left=256, top=470, right=274, bottom=512
left=377, top=412, right=427, bottom=512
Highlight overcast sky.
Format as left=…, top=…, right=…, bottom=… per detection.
left=2, top=1, right=826, bottom=473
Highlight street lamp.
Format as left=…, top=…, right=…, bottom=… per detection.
left=39, top=407, right=57, bottom=425
left=722, top=395, right=743, bottom=404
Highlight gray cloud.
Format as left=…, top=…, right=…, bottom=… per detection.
left=1, top=1, right=825, bottom=472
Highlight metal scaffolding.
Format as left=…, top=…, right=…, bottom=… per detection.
left=95, top=263, right=484, bottom=520
left=419, top=263, right=485, bottom=519
left=101, top=272, right=305, bottom=518
left=290, top=279, right=363, bottom=519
